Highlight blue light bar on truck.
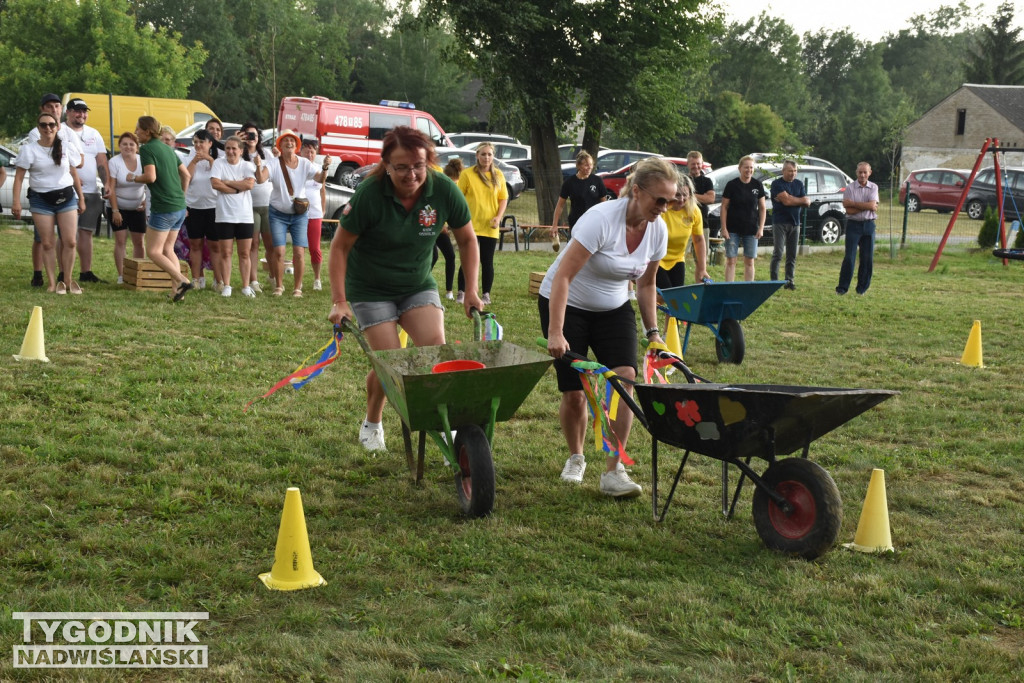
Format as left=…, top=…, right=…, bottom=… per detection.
left=379, top=100, right=415, bottom=109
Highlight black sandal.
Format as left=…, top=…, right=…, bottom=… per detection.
left=172, top=281, right=193, bottom=302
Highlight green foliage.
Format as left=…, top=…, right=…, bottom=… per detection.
left=1015, top=223, right=1024, bottom=248
left=693, top=91, right=788, bottom=165
left=0, top=0, right=206, bottom=136
left=962, top=0, right=1024, bottom=85
left=978, top=206, right=1000, bottom=248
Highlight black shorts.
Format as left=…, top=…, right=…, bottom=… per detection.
left=209, top=222, right=255, bottom=241
left=185, top=207, right=216, bottom=240
left=657, top=262, right=685, bottom=290
left=538, top=296, right=638, bottom=392
left=106, top=207, right=147, bottom=234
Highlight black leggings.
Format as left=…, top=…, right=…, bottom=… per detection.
left=432, top=232, right=457, bottom=291
left=458, top=235, right=497, bottom=294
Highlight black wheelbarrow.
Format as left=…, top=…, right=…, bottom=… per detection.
left=569, top=349, right=898, bottom=559
left=658, top=281, right=784, bottom=364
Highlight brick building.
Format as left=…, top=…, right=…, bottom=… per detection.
left=901, top=84, right=1024, bottom=181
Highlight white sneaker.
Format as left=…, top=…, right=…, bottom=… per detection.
left=359, top=423, right=386, bottom=452
left=250, top=281, right=262, bottom=294
left=446, top=291, right=455, bottom=300
left=600, top=467, right=642, bottom=498
left=191, top=278, right=200, bottom=289
left=116, top=275, right=124, bottom=285
left=481, top=293, right=491, bottom=305
left=241, top=286, right=255, bottom=298
left=560, top=454, right=586, bottom=483
left=198, top=276, right=206, bottom=290
left=313, top=279, right=322, bottom=291
left=285, top=265, right=294, bottom=275
left=456, top=291, right=465, bottom=303
left=213, top=281, right=224, bottom=293
left=221, top=285, right=232, bottom=297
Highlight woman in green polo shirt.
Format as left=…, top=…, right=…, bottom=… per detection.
left=327, top=126, right=482, bottom=452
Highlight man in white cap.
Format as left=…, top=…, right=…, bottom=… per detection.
left=63, top=97, right=109, bottom=283
left=26, top=94, right=84, bottom=287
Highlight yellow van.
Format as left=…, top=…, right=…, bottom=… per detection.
left=62, top=93, right=219, bottom=149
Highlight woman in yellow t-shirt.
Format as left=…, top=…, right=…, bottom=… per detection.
left=658, top=174, right=708, bottom=288
left=456, top=143, right=507, bottom=305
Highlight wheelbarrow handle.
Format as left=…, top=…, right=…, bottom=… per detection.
left=338, top=317, right=376, bottom=359
left=643, top=341, right=708, bottom=384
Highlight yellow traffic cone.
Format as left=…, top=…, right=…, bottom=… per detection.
left=13, top=306, right=49, bottom=362
left=959, top=320, right=983, bottom=367
left=843, top=468, right=894, bottom=553
left=259, top=488, right=326, bottom=590
left=665, top=316, right=683, bottom=358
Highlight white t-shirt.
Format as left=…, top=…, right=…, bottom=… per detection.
left=15, top=141, right=82, bottom=193
left=539, top=197, right=668, bottom=311
left=107, top=154, right=147, bottom=211
left=184, top=149, right=218, bottom=210
left=66, top=124, right=106, bottom=193
left=246, top=150, right=272, bottom=208
left=210, top=158, right=256, bottom=224
left=265, top=156, right=317, bottom=213
left=305, top=177, right=324, bottom=219
left=28, top=125, right=83, bottom=156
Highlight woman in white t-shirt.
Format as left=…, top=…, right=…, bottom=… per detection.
left=105, top=132, right=149, bottom=283
left=209, top=136, right=257, bottom=297
left=12, top=112, right=86, bottom=294
left=538, top=157, right=676, bottom=499
left=241, top=121, right=271, bottom=293
left=300, top=138, right=327, bottom=290
left=184, top=130, right=219, bottom=289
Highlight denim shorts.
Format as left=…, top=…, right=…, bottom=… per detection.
left=28, top=188, right=79, bottom=216
left=269, top=206, right=309, bottom=248
left=149, top=208, right=187, bottom=233
left=725, top=233, right=759, bottom=259
left=350, top=289, right=443, bottom=331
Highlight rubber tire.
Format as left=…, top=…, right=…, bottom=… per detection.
left=906, top=194, right=920, bottom=212
left=715, top=318, right=745, bottom=364
left=817, top=216, right=843, bottom=244
left=453, top=424, right=495, bottom=518
left=966, top=199, right=985, bottom=220
left=334, top=163, right=359, bottom=187
left=752, top=458, right=842, bottom=560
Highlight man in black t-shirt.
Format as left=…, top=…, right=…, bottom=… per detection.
left=551, top=151, right=607, bottom=242
left=687, top=151, right=715, bottom=229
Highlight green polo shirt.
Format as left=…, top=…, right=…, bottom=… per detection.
left=342, top=170, right=472, bottom=301
left=139, top=138, right=186, bottom=214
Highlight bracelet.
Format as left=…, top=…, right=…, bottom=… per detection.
left=332, top=300, right=346, bottom=306
left=645, top=327, right=660, bottom=339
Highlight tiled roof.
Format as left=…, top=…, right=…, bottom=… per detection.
left=964, top=84, right=1024, bottom=131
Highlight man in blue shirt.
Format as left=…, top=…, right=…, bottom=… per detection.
left=769, top=160, right=811, bottom=290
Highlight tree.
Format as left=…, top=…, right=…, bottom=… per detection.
left=0, top=0, right=206, bottom=136
left=962, top=1, right=1024, bottom=84
left=422, top=0, right=713, bottom=222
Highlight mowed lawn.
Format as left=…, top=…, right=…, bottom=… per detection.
left=1, top=222, right=1022, bottom=681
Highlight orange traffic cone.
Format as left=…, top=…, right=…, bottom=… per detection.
left=13, top=306, right=49, bottom=362
left=959, top=320, right=983, bottom=368
left=259, top=488, right=326, bottom=590
left=844, top=469, right=894, bottom=553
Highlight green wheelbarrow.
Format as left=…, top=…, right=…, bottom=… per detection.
left=342, top=312, right=552, bottom=517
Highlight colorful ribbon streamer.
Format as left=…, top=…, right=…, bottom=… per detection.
left=244, top=326, right=345, bottom=412
left=571, top=360, right=634, bottom=466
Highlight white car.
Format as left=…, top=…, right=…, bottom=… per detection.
left=459, top=141, right=531, bottom=162
left=1, top=144, right=29, bottom=219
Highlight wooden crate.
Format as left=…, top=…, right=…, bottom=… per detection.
left=122, top=258, right=188, bottom=292
left=528, top=271, right=545, bottom=298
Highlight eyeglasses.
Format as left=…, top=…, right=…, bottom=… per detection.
left=638, top=185, right=674, bottom=207
left=389, top=162, right=427, bottom=176
left=37, top=122, right=57, bottom=130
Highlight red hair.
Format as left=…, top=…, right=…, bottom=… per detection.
left=370, top=126, right=438, bottom=179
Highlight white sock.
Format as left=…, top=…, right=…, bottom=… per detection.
left=362, top=420, right=381, bottom=431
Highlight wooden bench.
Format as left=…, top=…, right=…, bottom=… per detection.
left=499, top=215, right=558, bottom=251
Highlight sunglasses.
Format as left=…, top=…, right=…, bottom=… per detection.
left=638, top=184, right=674, bottom=207
left=37, top=122, right=58, bottom=130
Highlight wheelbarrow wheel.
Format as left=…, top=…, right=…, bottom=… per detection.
left=715, top=318, right=745, bottom=364
left=752, top=458, right=842, bottom=560
left=454, top=424, right=495, bottom=518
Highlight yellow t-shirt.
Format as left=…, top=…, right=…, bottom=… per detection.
left=660, top=203, right=703, bottom=270
left=457, top=166, right=508, bottom=239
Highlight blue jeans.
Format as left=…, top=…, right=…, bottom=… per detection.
left=269, top=207, right=309, bottom=248
left=837, top=219, right=875, bottom=294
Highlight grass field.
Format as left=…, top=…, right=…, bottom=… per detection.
left=1, top=220, right=1023, bottom=681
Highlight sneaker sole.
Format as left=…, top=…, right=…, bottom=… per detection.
left=601, top=486, right=643, bottom=498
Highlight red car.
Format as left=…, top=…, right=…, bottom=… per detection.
left=899, top=168, right=970, bottom=212
left=598, top=157, right=707, bottom=198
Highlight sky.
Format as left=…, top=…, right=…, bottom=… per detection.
left=716, top=0, right=1009, bottom=43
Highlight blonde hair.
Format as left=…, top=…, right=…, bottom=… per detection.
left=159, top=125, right=176, bottom=139
left=575, top=151, right=594, bottom=167
left=673, top=173, right=697, bottom=212
left=473, top=143, right=499, bottom=188
left=620, top=157, right=680, bottom=198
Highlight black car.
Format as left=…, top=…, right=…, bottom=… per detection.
left=705, top=164, right=848, bottom=244
left=346, top=147, right=526, bottom=201
left=965, top=167, right=1024, bottom=221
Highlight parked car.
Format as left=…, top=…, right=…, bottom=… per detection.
left=1, top=144, right=29, bottom=218
left=705, top=163, right=848, bottom=244
left=560, top=149, right=658, bottom=181
left=448, top=132, right=521, bottom=148
left=346, top=147, right=526, bottom=201
left=899, top=168, right=970, bottom=213
left=460, top=141, right=531, bottom=162
left=749, top=152, right=851, bottom=183
left=965, top=166, right=1024, bottom=221
left=598, top=156, right=713, bottom=198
